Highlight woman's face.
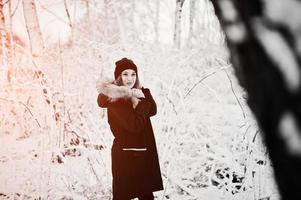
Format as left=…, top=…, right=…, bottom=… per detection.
left=121, top=69, right=137, bottom=88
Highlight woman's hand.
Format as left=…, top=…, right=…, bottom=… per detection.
left=130, top=89, right=144, bottom=109
left=131, top=88, right=145, bottom=98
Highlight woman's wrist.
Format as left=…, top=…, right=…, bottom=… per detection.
left=131, top=88, right=135, bottom=97
left=131, top=88, right=145, bottom=98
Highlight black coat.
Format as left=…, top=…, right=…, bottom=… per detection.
left=97, top=88, right=163, bottom=199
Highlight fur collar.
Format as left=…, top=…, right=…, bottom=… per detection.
left=96, top=79, right=132, bottom=99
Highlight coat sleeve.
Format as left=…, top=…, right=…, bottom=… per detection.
left=142, top=88, right=157, bottom=117
left=97, top=93, right=109, bottom=108
left=108, top=100, right=151, bottom=133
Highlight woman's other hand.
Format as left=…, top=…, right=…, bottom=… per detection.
left=132, top=88, right=145, bottom=99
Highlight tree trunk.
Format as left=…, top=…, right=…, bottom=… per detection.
left=211, top=0, right=301, bottom=199
left=155, top=0, right=160, bottom=43
left=84, top=0, right=90, bottom=23
left=174, top=0, right=185, bottom=49
left=8, top=0, right=13, bottom=55
left=6, top=0, right=14, bottom=82
left=22, top=0, right=44, bottom=56
left=187, top=0, right=196, bottom=47
left=0, top=0, right=7, bottom=63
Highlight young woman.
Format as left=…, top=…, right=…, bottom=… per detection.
left=97, top=58, right=163, bottom=200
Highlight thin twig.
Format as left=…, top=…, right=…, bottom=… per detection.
left=87, top=157, right=101, bottom=182
left=36, top=0, right=69, bottom=25
left=224, top=69, right=246, bottom=119
left=63, top=0, right=73, bottom=42
left=10, top=0, right=20, bottom=17
left=184, top=71, right=216, bottom=99
left=63, top=0, right=72, bottom=28
left=0, top=97, right=41, bottom=128
left=166, top=96, right=178, bottom=115
left=58, top=38, right=66, bottom=146
left=20, top=101, right=42, bottom=128
left=252, top=130, right=260, bottom=143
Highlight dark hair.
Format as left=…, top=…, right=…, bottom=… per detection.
left=114, top=72, right=141, bottom=89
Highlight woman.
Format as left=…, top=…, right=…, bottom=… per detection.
left=97, top=58, right=163, bottom=200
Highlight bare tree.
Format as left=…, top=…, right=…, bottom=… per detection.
left=155, top=0, right=160, bottom=43
left=187, top=0, right=196, bottom=47
left=211, top=0, right=301, bottom=199
left=22, top=0, right=44, bottom=56
left=0, top=0, right=7, bottom=63
left=83, top=0, right=90, bottom=23
left=174, top=0, right=185, bottom=48
left=7, top=0, right=14, bottom=56
left=0, top=0, right=14, bottom=83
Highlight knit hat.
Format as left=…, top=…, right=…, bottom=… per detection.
left=114, top=57, right=137, bottom=79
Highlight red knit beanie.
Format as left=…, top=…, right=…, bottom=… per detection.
left=114, top=58, right=137, bottom=79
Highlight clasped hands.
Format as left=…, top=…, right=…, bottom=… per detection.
left=131, top=88, right=145, bottom=108
left=131, top=88, right=145, bottom=99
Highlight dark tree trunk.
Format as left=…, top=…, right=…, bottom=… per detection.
left=174, top=0, right=185, bottom=48
left=187, top=0, right=196, bottom=47
left=0, top=0, right=7, bottom=60
left=211, top=1, right=301, bottom=199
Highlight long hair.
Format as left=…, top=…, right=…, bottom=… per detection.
left=113, top=73, right=142, bottom=89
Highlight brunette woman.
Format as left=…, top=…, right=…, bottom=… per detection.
left=97, top=58, right=163, bottom=200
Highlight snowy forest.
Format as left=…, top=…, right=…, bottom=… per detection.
left=0, top=0, right=291, bottom=199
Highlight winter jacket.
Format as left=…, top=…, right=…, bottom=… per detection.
left=97, top=81, right=163, bottom=199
